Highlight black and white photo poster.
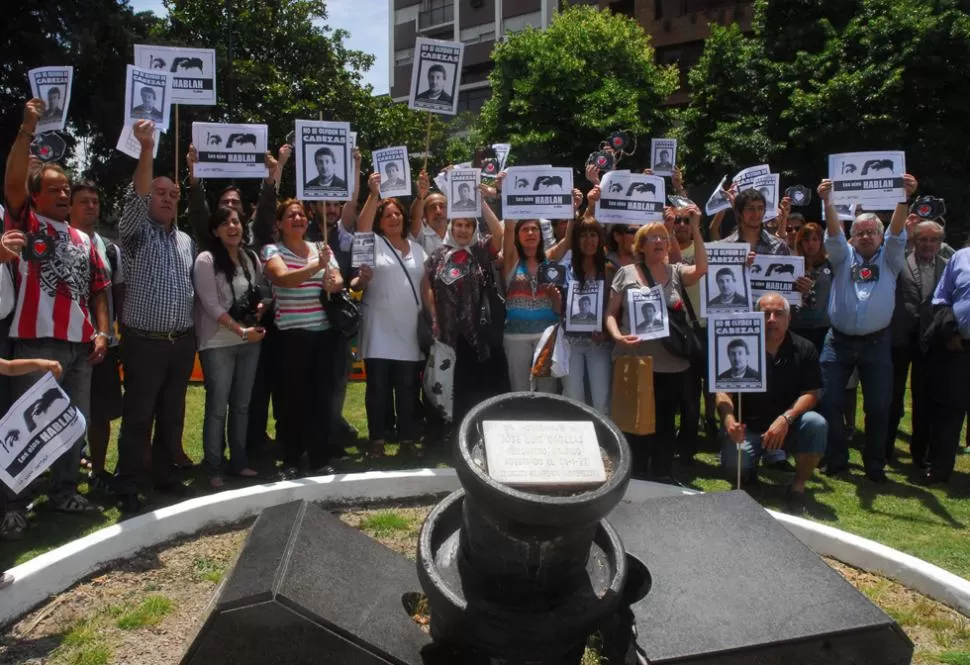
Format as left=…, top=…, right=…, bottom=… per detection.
left=493, top=142, right=511, bottom=172
left=828, top=151, right=906, bottom=211
left=700, top=243, right=752, bottom=317
left=733, top=164, right=771, bottom=192
left=115, top=123, right=160, bottom=160
left=626, top=286, right=668, bottom=341
left=565, top=279, right=604, bottom=333
left=134, top=44, right=217, bottom=106
left=708, top=313, right=767, bottom=393
left=749, top=255, right=804, bottom=307
left=705, top=175, right=732, bottom=215
left=752, top=173, right=779, bottom=222
left=124, top=65, right=173, bottom=131
left=296, top=119, right=353, bottom=200
left=191, top=122, right=268, bottom=179
left=650, top=138, right=677, bottom=176
left=408, top=38, right=464, bottom=116
left=448, top=168, right=481, bottom=218
left=596, top=171, right=665, bottom=224
left=0, top=373, right=86, bottom=494
left=373, top=146, right=411, bottom=199
left=502, top=167, right=573, bottom=220
left=351, top=232, right=376, bottom=268
left=28, top=66, right=73, bottom=134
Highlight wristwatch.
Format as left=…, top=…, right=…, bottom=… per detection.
left=783, top=413, right=795, bottom=427
left=94, top=331, right=109, bottom=340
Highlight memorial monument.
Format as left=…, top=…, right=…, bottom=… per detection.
left=181, top=393, right=914, bottom=665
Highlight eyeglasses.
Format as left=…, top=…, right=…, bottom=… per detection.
left=852, top=229, right=880, bottom=238
left=673, top=217, right=690, bottom=225
left=642, top=235, right=668, bottom=244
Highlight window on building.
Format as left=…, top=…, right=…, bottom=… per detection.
left=419, top=0, right=455, bottom=29
left=461, top=23, right=496, bottom=45
left=680, top=0, right=735, bottom=15
left=503, top=10, right=541, bottom=34
left=655, top=0, right=663, bottom=20
left=395, top=47, right=415, bottom=67
left=395, top=5, right=419, bottom=25
left=610, top=0, right=635, bottom=19
left=456, top=87, right=491, bottom=113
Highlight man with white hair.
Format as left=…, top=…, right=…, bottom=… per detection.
left=716, top=293, right=826, bottom=513
left=816, top=175, right=915, bottom=483
left=887, top=218, right=947, bottom=467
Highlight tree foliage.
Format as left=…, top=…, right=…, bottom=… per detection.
left=477, top=4, right=679, bottom=173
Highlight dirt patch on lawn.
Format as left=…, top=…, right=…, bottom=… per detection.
left=2, top=504, right=967, bottom=665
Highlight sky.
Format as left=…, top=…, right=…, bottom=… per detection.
left=126, top=0, right=389, bottom=94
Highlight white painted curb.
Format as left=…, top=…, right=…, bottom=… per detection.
left=1, top=471, right=967, bottom=627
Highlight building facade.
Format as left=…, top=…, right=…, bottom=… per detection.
left=389, top=0, right=754, bottom=110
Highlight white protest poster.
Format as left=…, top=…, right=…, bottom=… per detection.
left=493, top=143, right=511, bottom=172
left=434, top=168, right=450, bottom=195
left=565, top=279, right=604, bottom=333
left=700, top=242, right=752, bottom=317
left=448, top=168, right=481, bottom=218
left=626, top=286, right=668, bottom=341
left=192, top=122, right=268, bottom=179
left=0, top=373, right=86, bottom=495
left=708, top=313, right=767, bottom=393
left=752, top=173, right=780, bottom=222
left=749, top=255, right=804, bottom=307
left=705, top=175, right=732, bottom=215
left=133, top=44, right=217, bottom=106
left=115, top=124, right=160, bottom=160
left=28, top=66, right=73, bottom=134
left=502, top=167, right=574, bottom=220
left=409, top=38, right=465, bottom=116
left=733, top=164, right=771, bottom=192
left=351, top=232, right=376, bottom=268
left=596, top=171, right=665, bottom=225
left=828, top=151, right=906, bottom=211
left=124, top=65, right=173, bottom=132
left=650, top=138, right=677, bottom=176
left=295, top=119, right=353, bottom=200
left=373, top=146, right=411, bottom=199
left=822, top=201, right=860, bottom=223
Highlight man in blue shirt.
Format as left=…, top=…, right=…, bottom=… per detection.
left=816, top=174, right=916, bottom=483
left=921, top=247, right=970, bottom=483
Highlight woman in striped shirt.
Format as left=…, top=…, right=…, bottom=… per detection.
left=261, top=199, right=344, bottom=479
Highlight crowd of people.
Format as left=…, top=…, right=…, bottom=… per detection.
left=1, top=95, right=969, bottom=547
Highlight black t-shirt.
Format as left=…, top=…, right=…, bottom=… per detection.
left=736, top=332, right=822, bottom=432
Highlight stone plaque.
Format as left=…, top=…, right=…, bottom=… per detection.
left=482, top=420, right=606, bottom=487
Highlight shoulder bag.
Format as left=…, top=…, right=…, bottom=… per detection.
left=381, top=236, right=434, bottom=353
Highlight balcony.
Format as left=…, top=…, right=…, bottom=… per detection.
left=418, top=4, right=454, bottom=31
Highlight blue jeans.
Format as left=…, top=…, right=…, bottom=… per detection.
left=819, top=328, right=892, bottom=473
left=200, top=343, right=261, bottom=474
left=720, top=411, right=828, bottom=476
left=561, top=336, right=612, bottom=414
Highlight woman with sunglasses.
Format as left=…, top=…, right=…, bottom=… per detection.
left=605, top=206, right=707, bottom=480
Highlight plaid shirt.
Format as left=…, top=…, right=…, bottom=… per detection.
left=119, top=184, right=195, bottom=332
left=723, top=228, right=791, bottom=256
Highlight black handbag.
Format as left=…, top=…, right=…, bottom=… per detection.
left=642, top=262, right=706, bottom=365
left=321, top=289, right=361, bottom=338
left=474, top=251, right=506, bottom=348
left=382, top=236, right=434, bottom=353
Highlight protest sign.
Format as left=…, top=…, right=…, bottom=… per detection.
left=700, top=242, right=752, bottom=317
left=296, top=120, right=353, bottom=200
left=493, top=143, right=511, bottom=172
left=596, top=171, right=665, bottom=225
left=447, top=168, right=481, bottom=218
left=124, top=65, right=173, bottom=132
left=828, top=151, right=906, bottom=211
left=733, top=164, right=771, bottom=192
left=409, top=38, right=465, bottom=116
left=133, top=45, right=217, bottom=106
left=351, top=232, right=376, bottom=268
left=116, top=123, right=160, bottom=160
left=539, top=219, right=558, bottom=252
left=565, top=279, right=604, bottom=333
left=434, top=168, right=449, bottom=195
left=705, top=175, right=732, bottom=215
left=0, top=373, right=86, bottom=495
left=373, top=146, right=411, bottom=199
left=191, top=122, right=268, bottom=179
left=708, top=313, right=767, bottom=393
left=627, top=286, right=668, bottom=341
left=502, top=167, right=573, bottom=220
left=28, top=67, right=73, bottom=134
left=650, top=138, right=677, bottom=176
left=821, top=201, right=860, bottom=224
left=752, top=173, right=780, bottom=222
left=749, top=255, right=804, bottom=307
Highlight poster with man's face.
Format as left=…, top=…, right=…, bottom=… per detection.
left=28, top=66, right=74, bottom=134
left=708, top=313, right=767, bottom=393
left=123, top=65, right=173, bottom=132
left=134, top=44, right=217, bottom=106
left=408, top=38, right=464, bottom=116
left=373, top=146, right=411, bottom=199
left=699, top=243, right=752, bottom=317
left=626, top=286, right=668, bottom=341
left=650, top=138, right=677, bottom=177
left=447, top=168, right=481, bottom=219
left=565, top=279, right=604, bottom=333
left=296, top=120, right=353, bottom=201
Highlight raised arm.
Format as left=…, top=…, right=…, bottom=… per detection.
left=4, top=99, right=43, bottom=221
left=680, top=204, right=708, bottom=286
left=133, top=120, right=156, bottom=197
left=709, top=209, right=725, bottom=241
left=502, top=216, right=518, bottom=279
left=818, top=179, right=842, bottom=240
left=775, top=196, right=791, bottom=240
left=410, top=170, right=429, bottom=238
left=356, top=173, right=382, bottom=234
left=889, top=174, right=917, bottom=237
left=251, top=149, right=284, bottom=248
left=663, top=208, right=684, bottom=264
left=584, top=185, right=601, bottom=221
left=671, top=165, right=687, bottom=198
left=186, top=144, right=210, bottom=241
left=341, top=148, right=362, bottom=233
left=547, top=216, right=575, bottom=262
left=479, top=185, right=504, bottom=254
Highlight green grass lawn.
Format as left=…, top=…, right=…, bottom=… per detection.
left=1, top=382, right=968, bottom=583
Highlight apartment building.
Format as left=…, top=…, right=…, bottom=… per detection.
left=388, top=0, right=754, bottom=110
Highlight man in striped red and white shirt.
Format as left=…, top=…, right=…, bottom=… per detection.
left=1, top=98, right=111, bottom=531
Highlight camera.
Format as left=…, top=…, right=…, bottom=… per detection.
left=911, top=195, right=946, bottom=221
left=587, top=151, right=615, bottom=172
left=228, top=286, right=261, bottom=327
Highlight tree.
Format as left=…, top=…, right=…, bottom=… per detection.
left=477, top=5, right=679, bottom=174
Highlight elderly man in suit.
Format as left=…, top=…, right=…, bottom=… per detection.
left=886, top=219, right=947, bottom=466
